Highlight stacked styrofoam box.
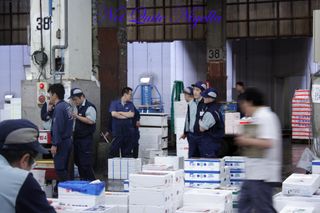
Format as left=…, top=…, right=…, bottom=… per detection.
left=31, top=169, right=46, bottom=189
left=184, top=159, right=229, bottom=189
left=105, top=192, right=129, bottom=213
left=154, top=156, right=184, bottom=170
left=282, top=174, right=320, bottom=197
left=58, top=181, right=105, bottom=208
left=224, top=112, right=240, bottom=135
left=108, top=158, right=142, bottom=180
left=176, top=206, right=224, bottom=213
left=279, top=206, right=315, bottom=213
left=273, top=192, right=320, bottom=212
left=123, top=180, right=129, bottom=192
left=291, top=90, right=312, bottom=140
left=174, top=102, right=189, bottom=159
left=217, top=186, right=240, bottom=212
left=224, top=156, right=246, bottom=187
left=140, top=113, right=168, bottom=127
left=142, top=165, right=185, bottom=210
left=182, top=188, right=233, bottom=213
left=312, top=160, right=320, bottom=174
left=129, top=172, right=174, bottom=213
left=55, top=205, right=118, bottom=213
left=140, top=149, right=168, bottom=165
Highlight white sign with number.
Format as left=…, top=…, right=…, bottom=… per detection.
left=207, top=48, right=224, bottom=61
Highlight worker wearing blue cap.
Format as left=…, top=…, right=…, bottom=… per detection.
left=69, top=88, right=97, bottom=181
left=198, top=88, right=225, bottom=158
left=180, top=81, right=207, bottom=158
left=48, top=84, right=74, bottom=182
left=0, top=119, right=56, bottom=213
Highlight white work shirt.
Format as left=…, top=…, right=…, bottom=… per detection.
left=245, top=107, right=282, bottom=182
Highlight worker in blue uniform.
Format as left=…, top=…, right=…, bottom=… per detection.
left=48, top=83, right=74, bottom=181
left=109, top=87, right=135, bottom=158
left=198, top=88, right=225, bottom=158
left=132, top=107, right=140, bottom=158
left=0, top=119, right=56, bottom=213
left=69, top=88, right=96, bottom=181
left=180, top=81, right=207, bottom=158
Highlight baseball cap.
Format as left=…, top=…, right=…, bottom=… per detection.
left=201, top=88, right=218, bottom=99
left=192, top=81, right=207, bottom=91
left=68, top=88, right=84, bottom=99
left=183, top=86, right=193, bottom=96
left=0, top=119, right=48, bottom=154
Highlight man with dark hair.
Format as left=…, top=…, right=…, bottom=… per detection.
left=180, top=81, right=207, bottom=158
left=108, top=87, right=135, bottom=158
left=0, top=119, right=56, bottom=213
left=235, top=88, right=282, bottom=213
left=69, top=88, right=96, bottom=181
left=198, top=88, right=224, bottom=158
left=48, top=83, right=73, bottom=181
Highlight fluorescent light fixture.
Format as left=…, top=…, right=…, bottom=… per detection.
left=140, top=77, right=151, bottom=84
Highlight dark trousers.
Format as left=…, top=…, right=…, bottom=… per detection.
left=109, top=135, right=133, bottom=158
left=198, top=134, right=221, bottom=158
left=54, top=138, right=72, bottom=181
left=74, top=135, right=96, bottom=181
left=187, top=133, right=200, bottom=158
left=239, top=180, right=277, bottom=213
left=132, top=129, right=140, bottom=158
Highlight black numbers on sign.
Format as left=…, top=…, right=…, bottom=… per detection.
left=209, top=49, right=221, bottom=60
left=36, top=17, right=51, bottom=30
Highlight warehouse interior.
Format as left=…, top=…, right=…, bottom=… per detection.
left=1, top=0, right=320, bottom=212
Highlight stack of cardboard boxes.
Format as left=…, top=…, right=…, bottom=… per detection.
left=223, top=156, right=246, bottom=187
left=108, top=158, right=142, bottom=180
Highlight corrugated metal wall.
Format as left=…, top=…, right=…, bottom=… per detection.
left=232, top=38, right=318, bottom=128
left=128, top=40, right=206, bottom=113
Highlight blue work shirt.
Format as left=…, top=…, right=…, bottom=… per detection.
left=109, top=99, right=135, bottom=136
left=51, top=100, right=74, bottom=145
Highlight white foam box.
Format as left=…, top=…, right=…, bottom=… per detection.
left=118, top=206, right=127, bottom=213
left=282, top=174, right=320, bottom=196
left=154, top=156, right=184, bottom=170
left=230, top=180, right=244, bottom=187
left=230, top=169, right=246, bottom=179
left=108, top=158, right=142, bottom=180
left=123, top=180, right=129, bottom=192
left=174, top=101, right=188, bottom=117
left=223, top=156, right=246, bottom=170
left=140, top=127, right=168, bottom=138
left=140, top=113, right=168, bottom=127
left=129, top=187, right=173, bottom=206
left=176, top=206, right=224, bottom=213
left=184, top=159, right=224, bottom=172
left=129, top=172, right=173, bottom=189
left=31, top=169, right=46, bottom=187
left=140, top=149, right=167, bottom=159
left=105, top=191, right=129, bottom=206
left=273, top=192, right=320, bottom=212
left=217, top=186, right=241, bottom=203
left=142, top=164, right=173, bottom=171
left=312, top=160, right=320, bottom=174
left=184, top=181, right=222, bottom=189
left=184, top=169, right=228, bottom=182
left=58, top=184, right=105, bottom=208
left=280, top=206, right=315, bottom=213
left=139, top=134, right=162, bottom=150
left=183, top=188, right=233, bottom=212
left=55, top=205, right=118, bottom=213
left=129, top=205, right=173, bottom=213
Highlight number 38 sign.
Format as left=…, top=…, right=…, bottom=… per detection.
left=207, top=48, right=225, bottom=61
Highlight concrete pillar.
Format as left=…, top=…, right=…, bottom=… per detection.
left=206, top=0, right=227, bottom=101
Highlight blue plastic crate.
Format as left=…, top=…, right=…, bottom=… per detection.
left=58, top=181, right=105, bottom=196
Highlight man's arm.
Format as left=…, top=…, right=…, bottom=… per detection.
left=235, top=136, right=273, bottom=149
left=16, top=173, right=56, bottom=213
left=118, top=111, right=134, bottom=118
left=199, top=112, right=216, bottom=132
left=74, top=106, right=96, bottom=124
left=111, top=111, right=127, bottom=119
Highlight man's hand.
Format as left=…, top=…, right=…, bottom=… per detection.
left=72, top=112, right=78, bottom=119
left=235, top=135, right=251, bottom=147
left=179, top=133, right=186, bottom=140
left=136, top=121, right=140, bottom=128
left=51, top=145, right=57, bottom=156
left=48, top=104, right=54, bottom=112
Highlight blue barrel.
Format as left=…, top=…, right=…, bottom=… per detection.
left=141, top=85, right=152, bottom=105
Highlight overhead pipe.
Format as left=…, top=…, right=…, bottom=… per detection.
left=52, top=0, right=68, bottom=82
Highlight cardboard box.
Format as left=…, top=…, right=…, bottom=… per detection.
left=176, top=206, right=224, bottom=213
left=280, top=206, right=315, bottom=213
left=184, top=171, right=226, bottom=182
left=55, top=205, right=118, bottom=213
left=142, top=164, right=173, bottom=171
left=58, top=181, right=105, bottom=208
left=123, top=180, right=129, bottom=192
left=230, top=169, right=246, bottom=179
left=129, top=205, right=173, bottom=213
left=273, top=192, right=320, bottom=212
left=105, top=191, right=128, bottom=206
left=225, top=112, right=240, bottom=135
left=282, top=174, right=320, bottom=196
left=230, top=180, right=244, bottom=187
left=129, top=172, right=173, bottom=189
left=217, top=186, right=241, bottom=203
left=31, top=169, right=46, bottom=187
left=129, top=187, right=173, bottom=206
left=312, top=160, right=320, bottom=174
left=154, top=156, right=184, bottom=170
left=184, top=180, right=222, bottom=189
left=183, top=189, right=233, bottom=212
left=184, top=159, right=224, bottom=172
left=140, top=113, right=168, bottom=127
left=223, top=156, right=246, bottom=170
left=108, top=158, right=142, bottom=180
